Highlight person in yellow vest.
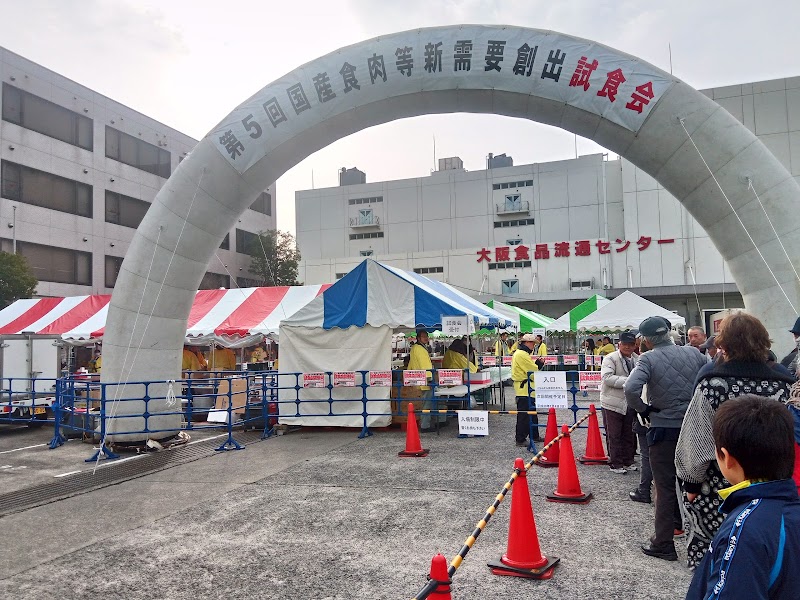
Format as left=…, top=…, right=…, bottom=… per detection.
left=88, top=343, right=102, bottom=373
left=250, top=345, right=267, bottom=363
left=442, top=338, right=478, bottom=373
left=534, top=334, right=548, bottom=357
left=509, top=336, right=518, bottom=354
left=494, top=331, right=511, bottom=357
left=512, top=333, right=544, bottom=446
left=182, top=345, right=200, bottom=379
left=597, top=336, right=616, bottom=368
left=408, top=329, right=442, bottom=432
left=208, top=344, right=237, bottom=372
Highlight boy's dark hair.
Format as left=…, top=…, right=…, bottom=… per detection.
left=713, top=394, right=795, bottom=481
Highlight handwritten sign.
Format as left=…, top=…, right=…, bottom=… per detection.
left=438, top=369, right=463, bottom=386
left=333, top=371, right=356, bottom=387
left=441, top=315, right=468, bottom=336
left=457, top=410, right=489, bottom=436
left=579, top=371, right=602, bottom=391
left=369, top=371, right=392, bottom=387
left=403, top=370, right=428, bottom=387
left=302, top=372, right=326, bottom=388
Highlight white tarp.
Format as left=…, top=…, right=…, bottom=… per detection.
left=277, top=324, right=392, bottom=427
left=576, top=290, right=686, bottom=332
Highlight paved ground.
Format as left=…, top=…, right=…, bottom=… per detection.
left=0, top=406, right=693, bottom=599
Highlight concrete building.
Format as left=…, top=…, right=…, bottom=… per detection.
left=0, top=47, right=275, bottom=298
left=295, top=75, right=800, bottom=327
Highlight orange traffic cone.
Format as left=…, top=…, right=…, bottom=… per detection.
left=579, top=404, right=609, bottom=465
left=488, top=458, right=560, bottom=579
left=399, top=403, right=429, bottom=457
left=427, top=553, right=452, bottom=599
left=547, top=425, right=593, bottom=504
left=536, top=407, right=559, bottom=468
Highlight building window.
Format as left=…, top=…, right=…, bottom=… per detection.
left=489, top=261, right=531, bottom=270
left=1, top=239, right=91, bottom=285
left=359, top=250, right=373, bottom=256
left=200, top=271, right=230, bottom=290
left=349, top=232, right=384, bottom=240
left=219, top=233, right=230, bottom=250
left=501, top=279, right=519, bottom=295
left=413, top=266, right=444, bottom=274
left=2, top=83, right=93, bottom=150
left=235, top=228, right=261, bottom=254
left=493, top=218, right=535, bottom=228
left=105, top=126, right=171, bottom=178
left=348, top=196, right=383, bottom=205
left=358, top=208, right=374, bottom=225
left=571, top=280, right=593, bottom=291
left=105, top=255, right=124, bottom=288
left=1, top=161, right=92, bottom=218
left=504, top=194, right=521, bottom=211
left=492, top=180, right=532, bottom=190
left=335, top=272, right=347, bottom=279
left=237, top=276, right=261, bottom=288
left=507, top=238, right=522, bottom=246
left=250, top=191, right=272, bottom=216
left=105, top=190, right=149, bottom=229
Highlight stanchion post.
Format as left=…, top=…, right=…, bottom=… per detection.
left=358, top=370, right=372, bottom=439
left=215, top=376, right=244, bottom=451
left=569, top=370, right=580, bottom=425
left=260, top=373, right=273, bottom=440
left=85, top=382, right=119, bottom=462
left=526, top=371, right=537, bottom=453
left=49, top=377, right=66, bottom=449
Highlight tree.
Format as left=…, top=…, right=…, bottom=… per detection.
left=247, top=230, right=301, bottom=286
left=0, top=251, right=38, bottom=308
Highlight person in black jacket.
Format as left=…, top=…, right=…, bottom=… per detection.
left=780, top=316, right=800, bottom=373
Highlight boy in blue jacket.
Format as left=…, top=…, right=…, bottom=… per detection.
left=686, top=394, right=800, bottom=599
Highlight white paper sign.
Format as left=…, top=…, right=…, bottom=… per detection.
left=302, top=372, right=326, bottom=388
left=457, top=410, right=489, bottom=436
left=403, top=370, right=428, bottom=386
left=480, top=355, right=497, bottom=367
left=535, top=390, right=569, bottom=409
left=563, top=354, right=580, bottom=365
left=534, top=371, right=567, bottom=391
left=441, top=315, right=468, bottom=336
left=531, top=328, right=547, bottom=339
left=502, top=355, right=513, bottom=366
left=579, top=371, right=602, bottom=391
left=437, top=369, right=463, bottom=386
left=333, top=371, right=356, bottom=387
left=369, top=371, right=392, bottom=387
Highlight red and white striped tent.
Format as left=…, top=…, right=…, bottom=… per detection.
left=0, top=285, right=330, bottom=346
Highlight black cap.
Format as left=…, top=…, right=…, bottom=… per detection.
left=619, top=331, right=637, bottom=343
left=638, top=316, right=671, bottom=337
left=790, top=317, right=800, bottom=335
left=699, top=335, right=716, bottom=350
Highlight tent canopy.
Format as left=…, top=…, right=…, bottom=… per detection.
left=547, top=294, right=610, bottom=334
left=576, top=290, right=686, bottom=333
left=0, top=285, right=329, bottom=345
left=283, top=259, right=515, bottom=331
left=486, top=299, right=553, bottom=331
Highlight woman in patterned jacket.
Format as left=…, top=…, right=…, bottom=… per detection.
left=675, top=312, right=796, bottom=569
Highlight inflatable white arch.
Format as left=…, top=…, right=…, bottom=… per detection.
left=102, top=25, right=800, bottom=439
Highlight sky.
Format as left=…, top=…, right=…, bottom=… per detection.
left=1, top=0, right=798, bottom=234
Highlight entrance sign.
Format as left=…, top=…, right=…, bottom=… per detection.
left=579, top=371, right=602, bottom=391
left=458, top=410, right=489, bottom=436
left=403, top=370, right=428, bottom=386
left=534, top=371, right=568, bottom=408
left=442, top=315, right=468, bottom=336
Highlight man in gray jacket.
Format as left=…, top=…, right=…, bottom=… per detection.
left=624, top=316, right=707, bottom=561
left=600, top=330, right=638, bottom=474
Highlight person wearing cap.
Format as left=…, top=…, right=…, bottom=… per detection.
left=600, top=331, right=639, bottom=474
left=409, top=329, right=442, bottom=432
left=624, top=315, right=707, bottom=561
left=699, top=335, right=717, bottom=360
left=629, top=328, right=654, bottom=504
left=512, top=333, right=544, bottom=446
left=780, top=316, right=800, bottom=374
left=494, top=331, right=511, bottom=357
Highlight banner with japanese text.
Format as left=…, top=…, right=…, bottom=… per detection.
left=211, top=26, right=675, bottom=174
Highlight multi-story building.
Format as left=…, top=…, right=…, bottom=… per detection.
left=296, top=75, right=800, bottom=326
left=0, top=47, right=276, bottom=298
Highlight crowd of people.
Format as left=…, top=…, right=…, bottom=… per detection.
left=596, top=312, right=800, bottom=598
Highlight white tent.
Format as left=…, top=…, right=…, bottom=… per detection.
left=278, top=259, right=515, bottom=428
left=576, top=290, right=686, bottom=333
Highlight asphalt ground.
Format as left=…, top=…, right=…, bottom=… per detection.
left=0, top=402, right=694, bottom=599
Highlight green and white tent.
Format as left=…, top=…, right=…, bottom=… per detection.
left=486, top=299, right=554, bottom=332
left=546, top=294, right=610, bottom=334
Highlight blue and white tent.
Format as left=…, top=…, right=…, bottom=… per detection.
left=277, top=260, right=513, bottom=428
left=284, top=259, right=514, bottom=331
